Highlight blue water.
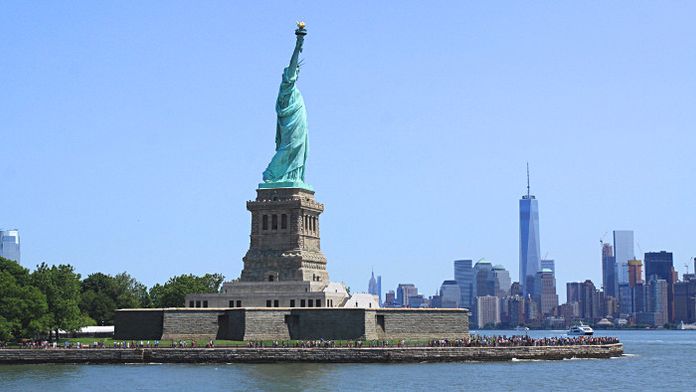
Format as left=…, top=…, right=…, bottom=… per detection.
left=1, top=330, right=694, bottom=391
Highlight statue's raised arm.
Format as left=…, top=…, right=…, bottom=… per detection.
left=260, top=23, right=312, bottom=191
left=286, top=23, right=306, bottom=81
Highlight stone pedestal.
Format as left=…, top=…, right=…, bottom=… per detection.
left=241, top=187, right=328, bottom=283
left=185, top=187, right=348, bottom=309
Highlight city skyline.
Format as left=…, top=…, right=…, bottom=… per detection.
left=2, top=2, right=695, bottom=299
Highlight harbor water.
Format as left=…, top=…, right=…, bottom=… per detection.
left=1, top=329, right=694, bottom=391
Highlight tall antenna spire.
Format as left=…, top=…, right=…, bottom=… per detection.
left=526, top=162, right=530, bottom=198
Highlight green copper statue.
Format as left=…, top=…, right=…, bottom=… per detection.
left=259, top=22, right=312, bottom=190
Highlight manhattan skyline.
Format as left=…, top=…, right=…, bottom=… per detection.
left=1, top=2, right=695, bottom=300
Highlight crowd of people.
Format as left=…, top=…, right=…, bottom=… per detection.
left=245, top=340, right=407, bottom=348
left=2, top=335, right=619, bottom=349
left=429, top=335, right=620, bottom=347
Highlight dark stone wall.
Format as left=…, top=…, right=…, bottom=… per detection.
left=161, top=309, right=224, bottom=340
left=378, top=309, right=469, bottom=340
left=116, top=308, right=469, bottom=341
left=217, top=310, right=245, bottom=340
left=114, top=310, right=163, bottom=340
left=289, top=309, right=367, bottom=340
left=238, top=309, right=291, bottom=341
left=0, top=344, right=624, bottom=364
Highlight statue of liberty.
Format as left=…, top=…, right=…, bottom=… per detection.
left=260, top=22, right=312, bottom=190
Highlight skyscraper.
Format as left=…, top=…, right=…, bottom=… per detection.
left=644, top=275, right=669, bottom=326
left=384, top=290, right=396, bottom=307
left=534, top=269, right=558, bottom=316
left=439, top=280, right=461, bottom=308
left=674, top=274, right=696, bottom=323
left=492, top=265, right=511, bottom=297
left=520, top=165, right=540, bottom=296
left=613, top=230, right=635, bottom=285
left=396, top=283, right=418, bottom=307
left=601, top=243, right=617, bottom=298
left=473, top=260, right=495, bottom=298
left=376, top=275, right=382, bottom=306
left=476, top=295, right=500, bottom=328
left=645, top=251, right=676, bottom=322
left=540, top=259, right=555, bottom=275
left=567, top=280, right=601, bottom=321
left=628, top=259, right=643, bottom=287
left=368, top=270, right=378, bottom=297
left=0, top=229, right=20, bottom=263
left=454, top=259, right=473, bottom=308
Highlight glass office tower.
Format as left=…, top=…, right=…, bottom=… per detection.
left=0, top=229, right=20, bottom=263
left=454, top=259, right=473, bottom=308
left=520, top=193, right=541, bottom=296
left=613, top=230, right=635, bottom=285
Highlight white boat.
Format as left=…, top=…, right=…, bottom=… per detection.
left=515, top=326, right=530, bottom=332
left=567, top=322, right=594, bottom=336
left=678, top=321, right=696, bottom=330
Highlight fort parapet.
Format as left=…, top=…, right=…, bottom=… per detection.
left=114, top=307, right=470, bottom=341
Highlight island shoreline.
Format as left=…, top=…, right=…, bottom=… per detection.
left=0, top=344, right=623, bottom=364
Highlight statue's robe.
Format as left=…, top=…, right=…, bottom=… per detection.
left=262, top=66, right=308, bottom=183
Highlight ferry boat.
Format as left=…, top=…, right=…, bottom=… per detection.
left=514, top=326, right=530, bottom=333
left=678, top=321, right=696, bottom=330
left=567, top=322, right=594, bottom=336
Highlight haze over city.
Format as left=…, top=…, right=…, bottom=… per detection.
left=2, top=2, right=695, bottom=300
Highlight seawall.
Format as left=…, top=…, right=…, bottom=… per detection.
left=0, top=344, right=623, bottom=364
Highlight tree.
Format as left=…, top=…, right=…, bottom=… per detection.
left=0, top=257, right=50, bottom=340
left=32, top=263, right=91, bottom=339
left=80, top=273, right=118, bottom=326
left=149, top=273, right=224, bottom=308
left=80, top=272, right=150, bottom=325
left=113, top=272, right=151, bottom=308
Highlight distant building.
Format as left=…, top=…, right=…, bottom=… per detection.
left=505, top=295, right=526, bottom=326
left=368, top=270, right=381, bottom=305
left=510, top=282, right=522, bottom=296
left=525, top=296, right=540, bottom=323
left=376, top=276, right=382, bottom=306
left=625, top=259, right=645, bottom=316
left=642, top=275, right=669, bottom=326
left=601, top=243, right=617, bottom=298
left=492, top=265, right=511, bottom=297
left=613, top=230, right=635, bottom=286
left=473, top=260, right=495, bottom=298
left=674, top=274, right=696, bottom=323
left=430, top=294, right=442, bottom=308
left=408, top=294, right=427, bottom=308
left=396, top=284, right=418, bottom=307
left=618, top=283, right=633, bottom=315
left=567, top=280, right=600, bottom=321
left=454, top=259, right=474, bottom=308
left=540, top=259, right=555, bottom=275
left=520, top=166, right=541, bottom=296
left=476, top=295, right=500, bottom=328
left=628, top=259, right=644, bottom=287
left=384, top=290, right=396, bottom=307
left=534, top=269, right=558, bottom=316
left=439, top=280, right=461, bottom=308
left=558, top=301, right=580, bottom=321
left=603, top=295, right=618, bottom=319
left=0, top=229, right=20, bottom=263
left=645, top=251, right=676, bottom=322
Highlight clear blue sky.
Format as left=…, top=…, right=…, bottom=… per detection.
left=2, top=2, right=695, bottom=301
